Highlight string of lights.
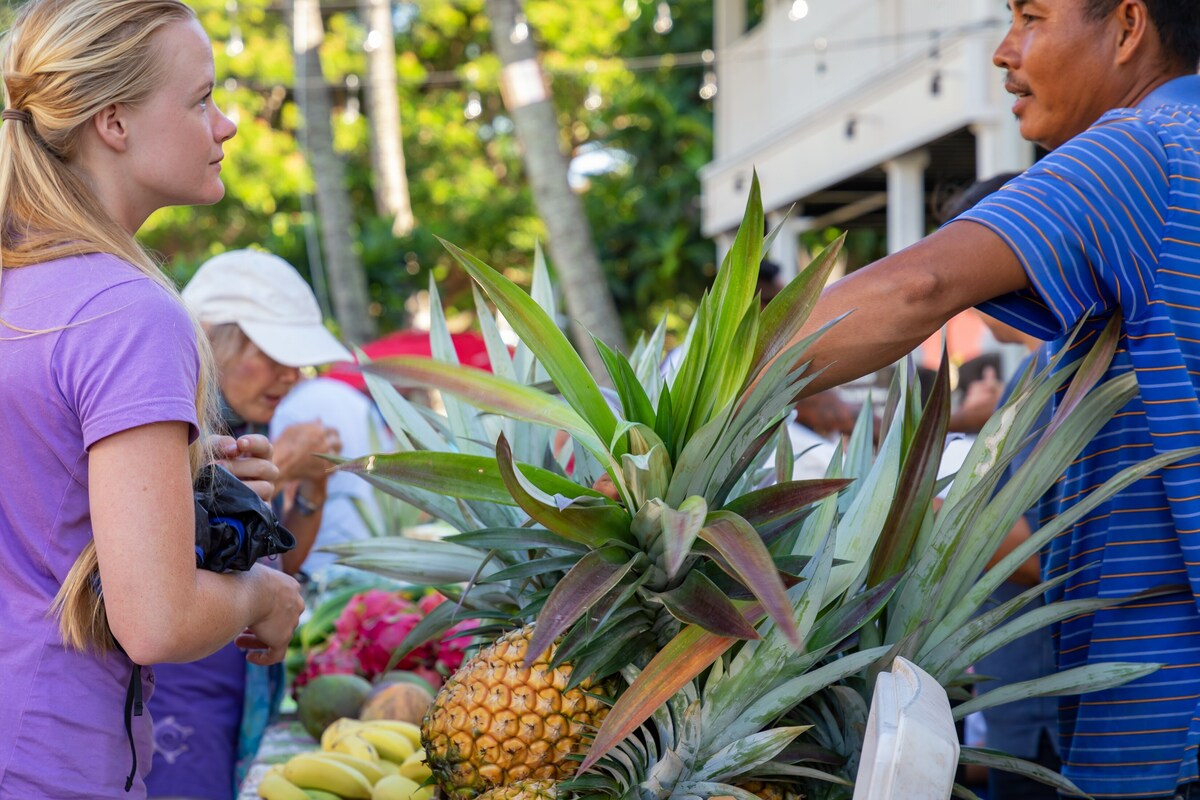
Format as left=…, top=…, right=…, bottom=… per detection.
left=217, top=0, right=1003, bottom=110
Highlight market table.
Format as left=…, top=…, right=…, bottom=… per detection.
left=236, top=718, right=320, bottom=800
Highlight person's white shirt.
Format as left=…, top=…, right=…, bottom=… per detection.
left=270, top=376, right=395, bottom=576
left=763, top=411, right=843, bottom=482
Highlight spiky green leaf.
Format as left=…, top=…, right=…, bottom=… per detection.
left=652, top=570, right=761, bottom=640
left=525, top=546, right=638, bottom=668
left=698, top=511, right=803, bottom=649
left=438, top=236, right=620, bottom=453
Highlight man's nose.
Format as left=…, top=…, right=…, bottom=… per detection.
left=993, top=30, right=1019, bottom=70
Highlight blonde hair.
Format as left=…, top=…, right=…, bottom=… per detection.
left=0, top=0, right=222, bottom=652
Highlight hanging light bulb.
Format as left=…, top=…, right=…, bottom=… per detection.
left=788, top=0, right=809, bottom=21
left=343, top=74, right=361, bottom=122
left=699, top=69, right=717, bottom=100
left=653, top=1, right=673, bottom=34
left=510, top=12, right=529, bottom=44
left=464, top=91, right=483, bottom=120
left=224, top=0, right=242, bottom=56
left=226, top=25, right=244, bottom=56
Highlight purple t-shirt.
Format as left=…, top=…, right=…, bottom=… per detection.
left=0, top=253, right=199, bottom=799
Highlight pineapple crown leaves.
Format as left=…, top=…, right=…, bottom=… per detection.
left=892, top=319, right=1200, bottom=661
left=864, top=349, right=952, bottom=588
left=951, top=660, right=1161, bottom=722
left=958, top=748, right=1085, bottom=797
left=436, top=235, right=627, bottom=470
left=347, top=176, right=850, bottom=647
left=580, top=314, right=1188, bottom=782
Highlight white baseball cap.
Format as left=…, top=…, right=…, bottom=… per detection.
left=182, top=249, right=353, bottom=368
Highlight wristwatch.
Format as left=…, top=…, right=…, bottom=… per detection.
left=294, top=492, right=320, bottom=516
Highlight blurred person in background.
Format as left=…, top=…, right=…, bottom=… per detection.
left=147, top=250, right=351, bottom=800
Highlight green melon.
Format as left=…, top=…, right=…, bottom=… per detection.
left=295, top=673, right=372, bottom=741
left=374, top=669, right=438, bottom=696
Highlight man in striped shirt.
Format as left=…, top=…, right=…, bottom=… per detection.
left=792, top=1, right=1200, bottom=797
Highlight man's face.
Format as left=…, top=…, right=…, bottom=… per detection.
left=993, top=0, right=1126, bottom=149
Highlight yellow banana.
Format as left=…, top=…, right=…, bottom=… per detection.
left=256, top=770, right=311, bottom=800
left=357, top=726, right=416, bottom=763
left=304, top=792, right=342, bottom=800
left=397, top=757, right=431, bottom=783
left=320, top=717, right=364, bottom=750
left=283, top=752, right=374, bottom=800
left=317, top=750, right=388, bottom=785
left=377, top=759, right=401, bottom=776
left=412, top=786, right=435, bottom=800
left=400, top=748, right=426, bottom=766
left=359, top=719, right=422, bottom=748
left=328, top=732, right=381, bottom=762
left=370, top=774, right=422, bottom=800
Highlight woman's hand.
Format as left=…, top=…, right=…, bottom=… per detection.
left=272, top=420, right=342, bottom=487
left=210, top=433, right=279, bottom=502
left=237, top=563, right=305, bottom=665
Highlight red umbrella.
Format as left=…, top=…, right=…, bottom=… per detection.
left=325, top=330, right=493, bottom=393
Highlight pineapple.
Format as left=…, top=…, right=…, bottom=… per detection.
left=423, top=626, right=610, bottom=799
left=474, top=780, right=559, bottom=800
left=331, top=175, right=1190, bottom=798
left=734, top=781, right=803, bottom=800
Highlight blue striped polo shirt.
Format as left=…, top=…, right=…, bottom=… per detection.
left=959, top=76, right=1200, bottom=798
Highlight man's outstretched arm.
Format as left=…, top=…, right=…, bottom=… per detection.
left=788, top=219, right=1030, bottom=395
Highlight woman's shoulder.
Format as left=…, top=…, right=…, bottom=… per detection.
left=37, top=253, right=183, bottom=318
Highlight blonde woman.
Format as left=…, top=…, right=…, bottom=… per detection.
left=0, top=1, right=304, bottom=797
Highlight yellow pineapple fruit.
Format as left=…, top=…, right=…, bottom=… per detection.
left=472, top=779, right=558, bottom=800
left=736, top=780, right=805, bottom=800
left=421, top=626, right=610, bottom=800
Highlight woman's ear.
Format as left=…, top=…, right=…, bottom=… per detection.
left=90, top=103, right=129, bottom=153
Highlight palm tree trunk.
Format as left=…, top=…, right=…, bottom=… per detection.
left=292, top=0, right=377, bottom=345
left=359, top=0, right=415, bottom=236
left=484, top=0, right=627, bottom=369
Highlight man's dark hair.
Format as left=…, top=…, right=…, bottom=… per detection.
left=1085, top=0, right=1200, bottom=71
left=932, top=172, right=1021, bottom=226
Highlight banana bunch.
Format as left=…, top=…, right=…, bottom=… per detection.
left=257, top=718, right=434, bottom=800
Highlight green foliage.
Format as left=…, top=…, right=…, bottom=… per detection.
left=134, top=0, right=714, bottom=337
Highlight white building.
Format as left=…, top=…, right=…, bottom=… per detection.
left=700, top=0, right=1034, bottom=276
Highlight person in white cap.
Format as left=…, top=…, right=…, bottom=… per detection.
left=147, top=249, right=352, bottom=800
left=182, top=248, right=351, bottom=567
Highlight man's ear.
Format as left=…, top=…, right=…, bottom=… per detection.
left=1114, top=0, right=1149, bottom=65
left=90, top=103, right=129, bottom=153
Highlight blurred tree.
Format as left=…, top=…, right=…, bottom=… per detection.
left=139, top=0, right=716, bottom=344
left=293, top=0, right=376, bottom=344
left=360, top=0, right=415, bottom=236
left=486, top=0, right=626, bottom=371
